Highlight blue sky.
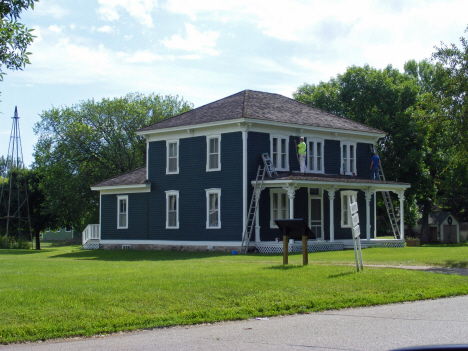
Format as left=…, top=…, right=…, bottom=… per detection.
left=1, top=0, right=467, bottom=166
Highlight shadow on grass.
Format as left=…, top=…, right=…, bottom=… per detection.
left=328, top=271, right=355, bottom=278
left=443, top=260, right=468, bottom=268
left=266, top=264, right=306, bottom=270
left=0, top=249, right=53, bottom=255
left=49, top=249, right=232, bottom=262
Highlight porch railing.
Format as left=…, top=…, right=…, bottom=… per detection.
left=82, top=224, right=100, bottom=245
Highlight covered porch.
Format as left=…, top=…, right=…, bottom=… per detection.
left=250, top=173, right=410, bottom=253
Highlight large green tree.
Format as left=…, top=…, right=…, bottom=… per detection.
left=430, top=26, right=468, bottom=222
left=33, top=92, right=192, bottom=231
left=0, top=0, right=37, bottom=80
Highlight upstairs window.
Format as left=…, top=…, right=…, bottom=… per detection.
left=117, top=195, right=128, bottom=229
left=341, top=142, right=356, bottom=175
left=166, top=140, right=179, bottom=174
left=206, top=136, right=221, bottom=171
left=307, top=140, right=324, bottom=173
left=271, top=136, right=288, bottom=171
left=165, top=190, right=179, bottom=229
left=206, top=189, right=221, bottom=229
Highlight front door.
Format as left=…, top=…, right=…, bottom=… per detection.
left=309, top=188, right=323, bottom=240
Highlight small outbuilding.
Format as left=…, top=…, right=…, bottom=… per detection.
left=416, top=212, right=460, bottom=244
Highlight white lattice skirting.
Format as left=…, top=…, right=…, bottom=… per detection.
left=256, top=243, right=344, bottom=254
left=82, top=240, right=100, bottom=250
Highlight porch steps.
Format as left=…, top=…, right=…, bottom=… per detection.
left=240, top=165, right=266, bottom=253
left=371, top=146, right=401, bottom=239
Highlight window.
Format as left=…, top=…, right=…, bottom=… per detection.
left=206, top=189, right=221, bottom=229
left=206, top=136, right=221, bottom=171
left=271, top=136, right=288, bottom=171
left=165, top=191, right=179, bottom=229
left=166, top=140, right=179, bottom=174
left=117, top=195, right=128, bottom=229
left=307, top=139, right=324, bottom=173
left=65, top=226, right=71, bottom=232
left=341, top=142, right=356, bottom=175
left=341, top=191, right=357, bottom=228
left=270, top=188, right=289, bottom=227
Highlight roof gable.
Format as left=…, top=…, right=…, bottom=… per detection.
left=137, top=90, right=384, bottom=135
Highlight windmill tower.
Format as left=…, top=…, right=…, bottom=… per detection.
left=0, top=107, right=32, bottom=247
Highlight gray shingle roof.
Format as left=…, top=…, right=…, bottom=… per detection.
left=137, top=90, right=384, bottom=135
left=417, top=212, right=457, bottom=225
left=92, top=167, right=148, bottom=187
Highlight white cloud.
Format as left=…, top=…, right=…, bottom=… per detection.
left=162, top=23, right=220, bottom=56
left=125, top=51, right=164, bottom=63
left=97, top=25, right=114, bottom=33
left=48, top=25, right=62, bottom=33
left=34, top=0, right=69, bottom=19
left=97, top=0, right=157, bottom=27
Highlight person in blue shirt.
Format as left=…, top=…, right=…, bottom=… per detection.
left=370, top=152, right=381, bottom=180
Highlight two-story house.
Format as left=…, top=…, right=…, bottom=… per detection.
left=85, top=90, right=410, bottom=252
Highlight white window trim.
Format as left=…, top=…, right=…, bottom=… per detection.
left=117, top=195, right=128, bottom=229
left=206, top=135, right=221, bottom=172
left=308, top=188, right=323, bottom=240
left=306, top=138, right=325, bottom=174
left=206, top=188, right=221, bottom=229
left=340, top=142, right=357, bottom=176
left=341, top=191, right=357, bottom=228
left=166, top=140, right=179, bottom=174
left=270, top=135, right=289, bottom=171
left=165, top=190, right=179, bottom=229
left=270, top=188, right=289, bottom=228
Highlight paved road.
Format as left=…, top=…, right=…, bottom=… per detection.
left=4, top=295, right=468, bottom=351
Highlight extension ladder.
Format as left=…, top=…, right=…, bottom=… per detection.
left=371, top=146, right=401, bottom=239
left=240, top=165, right=266, bottom=253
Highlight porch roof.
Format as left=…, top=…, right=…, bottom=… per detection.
left=253, top=172, right=410, bottom=191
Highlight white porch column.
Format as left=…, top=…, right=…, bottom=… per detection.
left=327, top=187, right=336, bottom=242
left=283, top=184, right=298, bottom=219
left=364, top=188, right=373, bottom=240
left=398, top=190, right=405, bottom=240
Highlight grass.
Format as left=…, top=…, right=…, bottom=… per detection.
left=1, top=244, right=468, bottom=344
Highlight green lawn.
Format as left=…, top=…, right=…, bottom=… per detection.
left=1, top=244, right=468, bottom=344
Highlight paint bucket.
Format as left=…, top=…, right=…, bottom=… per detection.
left=289, top=239, right=294, bottom=244
left=275, top=237, right=280, bottom=242
left=232, top=250, right=237, bottom=255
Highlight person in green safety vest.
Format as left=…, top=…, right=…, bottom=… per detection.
left=294, top=136, right=306, bottom=174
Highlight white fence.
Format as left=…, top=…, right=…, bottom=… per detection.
left=82, top=224, right=100, bottom=245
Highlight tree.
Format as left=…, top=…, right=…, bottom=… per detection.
left=25, top=168, right=58, bottom=249
left=0, top=0, right=37, bottom=80
left=33, top=92, right=192, bottom=231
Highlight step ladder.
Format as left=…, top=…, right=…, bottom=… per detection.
left=371, top=146, right=401, bottom=239
left=240, top=165, right=266, bottom=253
left=261, top=153, right=278, bottom=177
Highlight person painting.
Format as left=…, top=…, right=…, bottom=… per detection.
left=294, top=136, right=306, bottom=174
left=370, top=152, right=381, bottom=180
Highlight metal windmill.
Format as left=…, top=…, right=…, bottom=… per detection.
left=0, top=107, right=32, bottom=247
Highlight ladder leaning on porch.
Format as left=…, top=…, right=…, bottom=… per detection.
left=240, top=153, right=277, bottom=253
left=240, top=165, right=266, bottom=253
left=371, top=146, right=401, bottom=239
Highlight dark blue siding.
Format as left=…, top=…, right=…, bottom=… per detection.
left=357, top=143, right=373, bottom=179
left=147, top=132, right=243, bottom=241
left=101, top=193, right=149, bottom=240
left=324, top=140, right=340, bottom=174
